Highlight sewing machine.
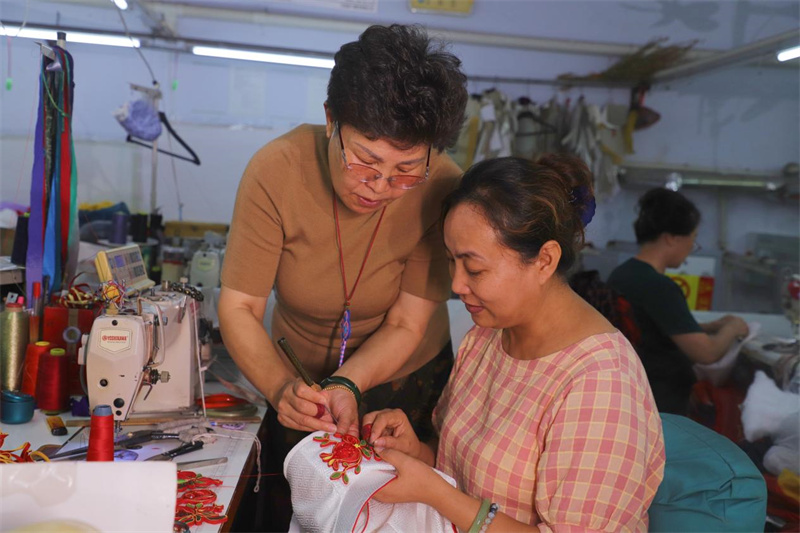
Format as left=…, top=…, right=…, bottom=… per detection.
left=79, top=281, right=206, bottom=424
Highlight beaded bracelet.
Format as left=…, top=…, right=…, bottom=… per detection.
left=479, top=503, right=498, bottom=533
left=320, top=384, right=358, bottom=404
left=467, top=498, right=491, bottom=533
left=320, top=376, right=362, bottom=405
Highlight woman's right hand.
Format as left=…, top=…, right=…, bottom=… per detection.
left=726, top=316, right=750, bottom=338
left=273, top=378, right=338, bottom=433
left=362, top=409, right=421, bottom=459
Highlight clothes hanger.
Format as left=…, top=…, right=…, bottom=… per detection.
left=126, top=112, right=201, bottom=165
left=515, top=105, right=557, bottom=137
left=123, top=82, right=201, bottom=165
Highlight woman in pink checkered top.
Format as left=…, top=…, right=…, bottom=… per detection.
left=362, top=155, right=666, bottom=533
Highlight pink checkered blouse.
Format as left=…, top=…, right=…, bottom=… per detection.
left=433, top=328, right=665, bottom=532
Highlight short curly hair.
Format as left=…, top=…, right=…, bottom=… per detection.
left=327, top=24, right=467, bottom=152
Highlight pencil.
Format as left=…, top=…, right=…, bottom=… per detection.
left=277, top=337, right=316, bottom=389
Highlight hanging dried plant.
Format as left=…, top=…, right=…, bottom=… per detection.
left=558, top=38, right=698, bottom=84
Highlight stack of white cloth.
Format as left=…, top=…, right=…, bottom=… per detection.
left=741, top=370, right=800, bottom=476
left=284, top=431, right=457, bottom=533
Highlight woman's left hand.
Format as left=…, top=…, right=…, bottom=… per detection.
left=322, top=387, right=360, bottom=437
left=372, top=447, right=439, bottom=505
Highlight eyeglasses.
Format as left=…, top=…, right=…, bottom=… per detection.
left=336, top=122, right=430, bottom=190
left=692, top=240, right=702, bottom=253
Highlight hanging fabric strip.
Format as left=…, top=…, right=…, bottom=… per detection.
left=42, top=49, right=65, bottom=292
left=64, top=50, right=80, bottom=283
left=58, top=49, right=71, bottom=268
left=26, top=56, right=47, bottom=300
left=55, top=47, right=76, bottom=287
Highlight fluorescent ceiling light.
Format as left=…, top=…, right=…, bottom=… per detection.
left=0, top=26, right=58, bottom=40
left=112, top=0, right=129, bottom=9
left=192, top=46, right=334, bottom=69
left=0, top=26, right=139, bottom=48
left=777, top=45, right=800, bottom=62
left=68, top=32, right=139, bottom=48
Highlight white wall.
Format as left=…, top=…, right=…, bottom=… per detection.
left=1, top=0, right=798, bottom=256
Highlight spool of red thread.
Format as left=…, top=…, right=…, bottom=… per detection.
left=21, top=341, right=50, bottom=398
left=87, top=404, right=115, bottom=462
left=36, top=347, right=68, bottom=415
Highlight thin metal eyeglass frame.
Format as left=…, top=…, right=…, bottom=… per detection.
left=336, top=122, right=430, bottom=190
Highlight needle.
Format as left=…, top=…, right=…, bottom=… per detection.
left=277, top=337, right=338, bottom=425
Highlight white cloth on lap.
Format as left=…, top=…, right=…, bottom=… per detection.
left=694, top=322, right=760, bottom=386
left=284, top=431, right=457, bottom=533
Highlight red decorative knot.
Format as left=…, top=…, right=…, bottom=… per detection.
left=177, top=489, right=218, bottom=505
left=174, top=473, right=227, bottom=527
left=175, top=503, right=228, bottom=527
left=313, top=432, right=381, bottom=485
left=177, top=471, right=223, bottom=492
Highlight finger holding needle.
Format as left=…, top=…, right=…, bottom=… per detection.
left=277, top=337, right=338, bottom=424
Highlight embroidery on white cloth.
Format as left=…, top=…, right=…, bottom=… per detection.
left=285, top=431, right=458, bottom=533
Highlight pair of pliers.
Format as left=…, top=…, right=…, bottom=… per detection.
left=196, top=393, right=248, bottom=409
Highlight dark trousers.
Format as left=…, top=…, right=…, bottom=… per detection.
left=230, top=341, right=454, bottom=532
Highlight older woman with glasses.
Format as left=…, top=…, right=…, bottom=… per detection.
left=219, top=23, right=467, bottom=530
left=607, top=188, right=749, bottom=415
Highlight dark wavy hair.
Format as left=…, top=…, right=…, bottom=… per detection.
left=327, top=24, right=467, bottom=151
left=442, top=155, right=594, bottom=274
left=634, top=188, right=700, bottom=244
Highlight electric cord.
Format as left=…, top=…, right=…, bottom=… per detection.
left=112, top=2, right=157, bottom=86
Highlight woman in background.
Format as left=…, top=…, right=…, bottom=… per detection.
left=607, top=188, right=749, bottom=415
left=364, top=156, right=664, bottom=532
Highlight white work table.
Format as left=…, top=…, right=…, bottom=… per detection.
left=0, top=383, right=266, bottom=533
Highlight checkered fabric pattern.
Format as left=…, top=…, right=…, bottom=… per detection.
left=433, top=328, right=665, bottom=532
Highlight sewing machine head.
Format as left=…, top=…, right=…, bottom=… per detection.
left=81, top=282, right=205, bottom=424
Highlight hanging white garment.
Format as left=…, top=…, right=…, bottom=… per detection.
left=473, top=95, right=496, bottom=164
left=512, top=98, right=540, bottom=160
left=284, top=431, right=458, bottom=533
left=474, top=89, right=515, bottom=163
left=539, top=97, right=564, bottom=155
left=447, top=96, right=482, bottom=170
left=561, top=97, right=597, bottom=170
left=592, top=104, right=627, bottom=201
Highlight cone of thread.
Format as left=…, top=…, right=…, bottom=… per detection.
left=1, top=303, right=29, bottom=391
left=21, top=341, right=50, bottom=398
left=87, top=405, right=115, bottom=462
left=36, top=347, right=68, bottom=414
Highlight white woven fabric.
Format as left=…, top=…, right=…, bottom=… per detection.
left=284, top=431, right=457, bottom=533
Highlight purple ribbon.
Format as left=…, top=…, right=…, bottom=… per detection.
left=338, top=307, right=351, bottom=368
left=26, top=57, right=47, bottom=300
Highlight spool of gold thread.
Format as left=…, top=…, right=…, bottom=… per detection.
left=1, top=302, right=29, bottom=391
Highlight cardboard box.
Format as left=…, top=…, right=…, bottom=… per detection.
left=42, top=306, right=99, bottom=396
left=1, top=227, right=16, bottom=256
left=667, top=273, right=715, bottom=311
left=164, top=221, right=229, bottom=239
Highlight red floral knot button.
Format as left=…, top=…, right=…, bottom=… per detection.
left=313, top=432, right=382, bottom=484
